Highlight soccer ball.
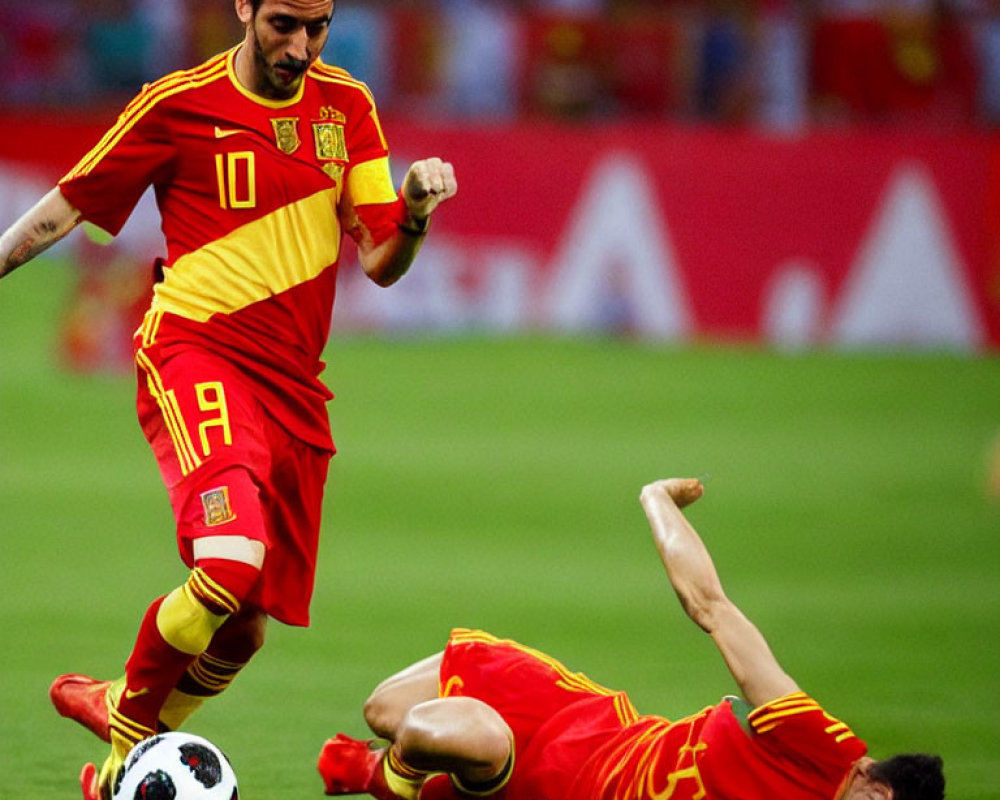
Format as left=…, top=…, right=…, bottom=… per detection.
left=112, top=732, right=238, bottom=800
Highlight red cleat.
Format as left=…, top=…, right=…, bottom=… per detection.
left=79, top=762, right=99, bottom=800
left=318, top=733, right=403, bottom=800
left=50, top=674, right=112, bottom=742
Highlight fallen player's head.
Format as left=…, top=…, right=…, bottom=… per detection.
left=840, top=754, right=944, bottom=800
left=869, top=754, right=944, bottom=800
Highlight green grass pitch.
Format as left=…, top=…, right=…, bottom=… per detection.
left=1, top=259, right=998, bottom=799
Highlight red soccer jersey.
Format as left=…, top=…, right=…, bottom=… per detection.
left=59, top=47, right=403, bottom=449
left=439, top=630, right=867, bottom=800
left=571, top=693, right=867, bottom=800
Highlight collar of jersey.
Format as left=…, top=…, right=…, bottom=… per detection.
left=227, top=45, right=307, bottom=109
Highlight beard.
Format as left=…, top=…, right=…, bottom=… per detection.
left=250, top=27, right=309, bottom=99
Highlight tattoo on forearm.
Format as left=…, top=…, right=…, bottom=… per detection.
left=1, top=191, right=81, bottom=278
left=2, top=237, right=36, bottom=277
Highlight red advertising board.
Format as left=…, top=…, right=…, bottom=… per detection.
left=1, top=111, right=996, bottom=351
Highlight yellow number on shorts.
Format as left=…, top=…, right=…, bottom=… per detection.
left=195, top=382, right=232, bottom=456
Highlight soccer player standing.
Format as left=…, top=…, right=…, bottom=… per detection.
left=318, top=479, right=945, bottom=800
left=0, top=2, right=456, bottom=799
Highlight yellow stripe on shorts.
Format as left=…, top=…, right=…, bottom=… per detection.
left=136, top=348, right=203, bottom=475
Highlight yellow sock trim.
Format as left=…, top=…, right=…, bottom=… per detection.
left=189, top=567, right=240, bottom=615
left=106, top=675, right=126, bottom=712
left=187, top=652, right=246, bottom=693
left=159, top=653, right=246, bottom=730
left=158, top=689, right=206, bottom=731
left=156, top=580, right=228, bottom=655
left=383, top=749, right=426, bottom=800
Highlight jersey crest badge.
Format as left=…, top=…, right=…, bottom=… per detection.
left=313, top=122, right=347, bottom=161
left=200, top=486, right=236, bottom=526
left=270, top=117, right=301, bottom=154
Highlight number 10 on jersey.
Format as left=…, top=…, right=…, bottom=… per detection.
left=215, top=151, right=257, bottom=210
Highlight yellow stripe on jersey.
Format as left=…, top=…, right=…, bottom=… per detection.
left=749, top=692, right=855, bottom=736
left=64, top=54, right=230, bottom=181
left=448, top=628, right=616, bottom=697
left=151, top=187, right=341, bottom=321
left=136, top=348, right=203, bottom=475
left=613, top=692, right=640, bottom=726
left=348, top=157, right=398, bottom=206
left=310, top=63, right=388, bottom=151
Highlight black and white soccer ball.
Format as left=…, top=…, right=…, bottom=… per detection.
left=112, top=732, right=238, bottom=800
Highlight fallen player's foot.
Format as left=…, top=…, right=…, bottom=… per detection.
left=318, top=733, right=407, bottom=800
left=79, top=762, right=99, bottom=800
left=319, top=733, right=383, bottom=795
left=50, top=674, right=114, bottom=742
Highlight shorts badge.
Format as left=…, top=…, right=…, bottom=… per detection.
left=270, top=117, right=301, bottom=154
left=200, top=486, right=236, bottom=526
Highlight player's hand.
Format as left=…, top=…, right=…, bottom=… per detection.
left=640, top=478, right=704, bottom=511
left=401, top=157, right=457, bottom=221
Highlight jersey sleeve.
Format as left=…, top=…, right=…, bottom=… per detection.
left=343, top=85, right=405, bottom=246
left=748, top=692, right=868, bottom=789
left=59, top=86, right=174, bottom=236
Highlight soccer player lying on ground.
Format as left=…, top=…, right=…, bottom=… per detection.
left=0, top=2, right=456, bottom=799
left=317, top=478, right=945, bottom=800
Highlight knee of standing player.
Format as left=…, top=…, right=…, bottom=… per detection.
left=156, top=561, right=261, bottom=655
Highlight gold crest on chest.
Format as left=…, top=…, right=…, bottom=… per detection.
left=312, top=122, right=347, bottom=162
left=270, top=117, right=301, bottom=154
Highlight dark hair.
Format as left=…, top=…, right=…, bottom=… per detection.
left=248, top=1, right=334, bottom=17
left=868, top=754, right=945, bottom=800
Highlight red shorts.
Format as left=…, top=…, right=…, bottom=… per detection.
left=438, top=629, right=638, bottom=800
left=134, top=339, right=331, bottom=626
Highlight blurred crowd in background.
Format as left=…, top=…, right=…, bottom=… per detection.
left=0, top=0, right=998, bottom=130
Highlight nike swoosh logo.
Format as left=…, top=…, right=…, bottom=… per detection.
left=214, top=126, right=246, bottom=139
left=125, top=687, right=151, bottom=700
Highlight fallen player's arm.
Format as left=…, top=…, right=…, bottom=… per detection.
left=0, top=188, right=81, bottom=279
left=640, top=479, right=799, bottom=709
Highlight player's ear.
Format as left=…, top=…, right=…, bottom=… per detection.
left=235, top=0, right=254, bottom=26
left=870, top=781, right=893, bottom=800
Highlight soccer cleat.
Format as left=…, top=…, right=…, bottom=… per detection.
left=319, top=734, right=383, bottom=795
left=79, top=762, right=99, bottom=800
left=50, top=674, right=115, bottom=742
left=318, top=733, right=412, bottom=800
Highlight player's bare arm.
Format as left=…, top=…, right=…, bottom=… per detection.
left=0, top=188, right=81, bottom=279
left=354, top=157, right=458, bottom=287
left=640, top=478, right=799, bottom=708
